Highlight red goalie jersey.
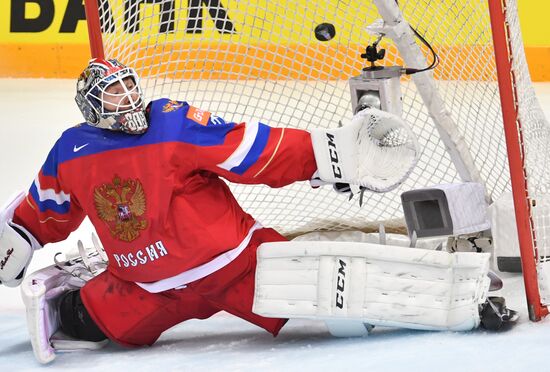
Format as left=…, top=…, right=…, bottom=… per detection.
left=13, top=99, right=317, bottom=284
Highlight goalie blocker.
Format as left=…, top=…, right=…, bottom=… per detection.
left=0, top=192, right=41, bottom=287
left=252, top=240, right=517, bottom=335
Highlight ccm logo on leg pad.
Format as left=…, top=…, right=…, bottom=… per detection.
left=335, top=258, right=347, bottom=309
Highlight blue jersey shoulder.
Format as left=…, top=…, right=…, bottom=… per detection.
left=148, top=99, right=236, bottom=146
left=41, top=124, right=97, bottom=177
left=45, top=99, right=238, bottom=174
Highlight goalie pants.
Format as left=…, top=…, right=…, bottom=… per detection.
left=80, top=228, right=288, bottom=347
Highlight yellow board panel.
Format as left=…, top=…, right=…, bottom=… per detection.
left=518, top=0, right=550, bottom=46
left=0, top=0, right=549, bottom=79
left=1, top=0, right=89, bottom=44
left=2, top=0, right=512, bottom=44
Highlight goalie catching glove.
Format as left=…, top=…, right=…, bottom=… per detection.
left=311, top=108, right=419, bottom=193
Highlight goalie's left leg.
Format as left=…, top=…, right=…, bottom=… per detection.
left=21, top=246, right=109, bottom=364
left=252, top=241, right=517, bottom=336
left=58, top=289, right=107, bottom=342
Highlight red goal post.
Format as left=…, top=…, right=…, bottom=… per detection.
left=84, top=0, right=550, bottom=321
left=488, top=0, right=548, bottom=321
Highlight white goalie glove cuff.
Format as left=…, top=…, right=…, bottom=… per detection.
left=310, top=108, right=419, bottom=192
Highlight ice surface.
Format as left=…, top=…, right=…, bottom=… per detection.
left=1, top=80, right=550, bottom=371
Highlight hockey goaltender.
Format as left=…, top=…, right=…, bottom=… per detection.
left=0, top=59, right=516, bottom=364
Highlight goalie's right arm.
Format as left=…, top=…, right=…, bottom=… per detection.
left=310, top=108, right=419, bottom=192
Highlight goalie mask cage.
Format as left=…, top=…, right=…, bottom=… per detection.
left=84, top=0, right=550, bottom=321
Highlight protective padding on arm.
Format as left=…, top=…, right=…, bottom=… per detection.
left=253, top=241, right=490, bottom=331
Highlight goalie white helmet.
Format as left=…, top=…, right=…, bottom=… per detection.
left=75, top=58, right=148, bottom=134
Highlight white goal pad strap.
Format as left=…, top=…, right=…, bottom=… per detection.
left=310, top=108, right=419, bottom=192
left=253, top=241, right=491, bottom=331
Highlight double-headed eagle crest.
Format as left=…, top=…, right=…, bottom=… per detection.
left=162, top=100, right=184, bottom=113
left=93, top=175, right=148, bottom=242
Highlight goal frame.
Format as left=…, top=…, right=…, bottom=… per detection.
left=487, top=0, right=547, bottom=321
left=83, top=0, right=549, bottom=321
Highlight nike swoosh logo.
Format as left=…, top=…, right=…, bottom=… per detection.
left=73, top=143, right=89, bottom=152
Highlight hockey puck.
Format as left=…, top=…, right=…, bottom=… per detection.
left=314, top=23, right=336, bottom=41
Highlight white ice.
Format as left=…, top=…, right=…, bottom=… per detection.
left=1, top=80, right=550, bottom=371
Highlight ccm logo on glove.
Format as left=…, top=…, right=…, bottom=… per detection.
left=0, top=248, right=14, bottom=270
left=326, top=133, right=342, bottom=179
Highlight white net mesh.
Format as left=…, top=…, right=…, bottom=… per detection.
left=93, top=0, right=548, bottom=244
left=501, top=0, right=550, bottom=305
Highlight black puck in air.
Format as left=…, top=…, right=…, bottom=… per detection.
left=314, top=23, right=336, bottom=41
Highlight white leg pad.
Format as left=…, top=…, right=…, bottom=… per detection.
left=253, top=241, right=491, bottom=332
left=21, top=261, right=107, bottom=364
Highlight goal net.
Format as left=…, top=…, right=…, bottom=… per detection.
left=85, top=0, right=550, bottom=319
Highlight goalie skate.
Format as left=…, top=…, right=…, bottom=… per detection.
left=21, top=234, right=108, bottom=364
left=480, top=296, right=519, bottom=331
